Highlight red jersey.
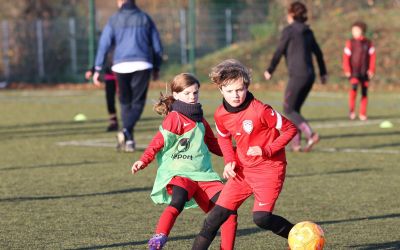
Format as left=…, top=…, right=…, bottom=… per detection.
left=343, top=37, right=376, bottom=78
left=214, top=98, right=297, bottom=168
left=140, top=111, right=222, bottom=166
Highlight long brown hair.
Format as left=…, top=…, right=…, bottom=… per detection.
left=154, top=73, right=200, bottom=116
left=288, top=1, right=308, bottom=23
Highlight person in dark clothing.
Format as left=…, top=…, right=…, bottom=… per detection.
left=86, top=57, right=119, bottom=132
left=93, top=0, right=163, bottom=152
left=264, top=1, right=327, bottom=152
left=343, top=21, right=376, bottom=121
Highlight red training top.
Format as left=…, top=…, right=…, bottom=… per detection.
left=140, top=111, right=222, bottom=166
left=214, top=98, right=297, bottom=167
left=343, top=36, right=376, bottom=78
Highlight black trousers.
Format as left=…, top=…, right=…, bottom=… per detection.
left=116, top=69, right=151, bottom=140
left=105, top=78, right=117, bottom=115
left=283, top=74, right=315, bottom=126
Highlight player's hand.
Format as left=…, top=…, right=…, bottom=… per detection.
left=131, top=161, right=145, bottom=174
left=247, top=146, right=263, bottom=156
left=152, top=70, right=160, bottom=81
left=321, top=74, right=328, bottom=84
left=367, top=71, right=374, bottom=79
left=223, top=162, right=236, bottom=179
left=264, top=71, right=272, bottom=80
left=85, top=70, right=93, bottom=80
left=92, top=72, right=102, bottom=86
left=344, top=72, right=351, bottom=78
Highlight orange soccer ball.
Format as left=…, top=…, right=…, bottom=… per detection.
left=288, top=221, right=325, bottom=250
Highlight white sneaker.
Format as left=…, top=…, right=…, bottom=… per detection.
left=124, top=140, right=135, bottom=152
left=359, top=114, right=367, bottom=121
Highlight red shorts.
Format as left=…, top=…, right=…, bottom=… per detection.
left=350, top=77, right=369, bottom=88
left=216, top=162, right=286, bottom=212
left=166, top=176, right=224, bottom=212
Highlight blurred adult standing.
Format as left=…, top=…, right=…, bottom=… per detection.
left=264, top=1, right=327, bottom=152
left=94, top=0, right=163, bottom=152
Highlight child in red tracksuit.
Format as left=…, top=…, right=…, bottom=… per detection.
left=343, top=21, right=376, bottom=121
left=192, top=59, right=298, bottom=249
left=131, top=73, right=237, bottom=250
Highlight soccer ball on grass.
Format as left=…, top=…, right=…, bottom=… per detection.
left=288, top=221, right=325, bottom=250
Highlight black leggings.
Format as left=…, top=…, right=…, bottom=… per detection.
left=169, top=185, right=220, bottom=212
left=192, top=207, right=291, bottom=250
left=105, top=79, right=117, bottom=115
left=351, top=81, right=368, bottom=97
left=283, top=74, right=315, bottom=126
left=169, top=186, right=189, bottom=212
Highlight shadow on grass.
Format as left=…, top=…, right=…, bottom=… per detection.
left=0, top=187, right=152, bottom=203
left=0, top=161, right=106, bottom=171
left=348, top=240, right=400, bottom=249
left=69, top=227, right=264, bottom=250
left=317, top=213, right=400, bottom=225
left=68, top=213, right=400, bottom=249
left=368, top=142, right=400, bottom=149
left=322, top=131, right=400, bottom=140
left=287, top=168, right=379, bottom=178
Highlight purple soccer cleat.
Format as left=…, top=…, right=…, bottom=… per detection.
left=148, top=233, right=168, bottom=250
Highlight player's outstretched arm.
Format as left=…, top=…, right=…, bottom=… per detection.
left=131, top=161, right=146, bottom=174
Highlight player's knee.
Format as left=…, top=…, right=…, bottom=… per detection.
left=169, top=199, right=185, bottom=212
left=351, top=84, right=358, bottom=91
left=169, top=186, right=188, bottom=212
left=361, top=88, right=368, bottom=97
left=253, top=211, right=273, bottom=230
left=199, top=205, right=234, bottom=240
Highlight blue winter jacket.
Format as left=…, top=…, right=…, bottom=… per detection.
left=94, top=3, right=163, bottom=71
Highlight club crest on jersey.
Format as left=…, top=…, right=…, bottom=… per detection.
left=242, top=120, right=253, bottom=134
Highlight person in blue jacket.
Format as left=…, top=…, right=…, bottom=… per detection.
left=93, top=0, right=163, bottom=152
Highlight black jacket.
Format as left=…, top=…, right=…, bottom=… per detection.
left=267, top=21, right=327, bottom=78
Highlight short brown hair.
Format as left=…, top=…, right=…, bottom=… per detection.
left=209, top=59, right=251, bottom=88
left=352, top=21, right=367, bottom=34
left=288, top=1, right=308, bottom=23
left=154, top=73, right=200, bottom=115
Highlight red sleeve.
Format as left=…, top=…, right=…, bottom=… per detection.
left=368, top=42, right=376, bottom=74
left=260, top=106, right=297, bottom=157
left=343, top=40, right=352, bottom=74
left=202, top=118, right=223, bottom=157
left=139, top=112, right=182, bottom=167
left=215, top=112, right=236, bottom=165
left=139, top=131, right=164, bottom=166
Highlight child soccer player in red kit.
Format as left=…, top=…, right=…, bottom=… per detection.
left=131, top=73, right=237, bottom=250
left=343, top=21, right=376, bottom=121
left=192, top=59, right=298, bottom=249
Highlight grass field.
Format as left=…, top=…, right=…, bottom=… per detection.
left=1, top=87, right=400, bottom=250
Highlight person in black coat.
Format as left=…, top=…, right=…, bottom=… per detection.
left=264, top=1, right=328, bottom=152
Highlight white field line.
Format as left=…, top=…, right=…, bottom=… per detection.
left=57, top=138, right=148, bottom=150
left=318, top=147, right=400, bottom=154
left=313, top=118, right=400, bottom=129
left=57, top=139, right=400, bottom=155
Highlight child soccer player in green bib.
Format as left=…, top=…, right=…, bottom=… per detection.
left=131, top=73, right=237, bottom=250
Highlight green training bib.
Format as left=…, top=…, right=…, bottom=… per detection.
left=151, top=122, right=222, bottom=209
